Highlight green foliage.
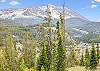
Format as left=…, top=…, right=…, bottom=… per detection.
left=0, top=35, right=3, bottom=46
left=96, top=44, right=100, bottom=63
left=79, top=33, right=100, bottom=43
left=84, top=48, right=90, bottom=69
left=46, top=6, right=52, bottom=71
left=68, top=48, right=79, bottom=67
left=19, top=58, right=26, bottom=71
left=80, top=54, right=84, bottom=66
left=51, top=46, right=58, bottom=71
left=41, top=66, right=45, bottom=71
left=56, top=21, right=66, bottom=71
left=0, top=7, right=99, bottom=71
left=37, top=30, right=49, bottom=71
left=30, top=67, right=35, bottom=71
left=24, top=67, right=30, bottom=71
left=5, top=34, right=18, bottom=71
left=56, top=35, right=66, bottom=71
left=22, top=32, right=36, bottom=68
left=90, top=47, right=98, bottom=70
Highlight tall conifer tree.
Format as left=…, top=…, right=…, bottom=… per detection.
left=5, top=33, right=18, bottom=71
left=37, top=28, right=48, bottom=71
left=85, top=48, right=90, bottom=69
left=80, top=53, right=84, bottom=66
left=56, top=20, right=66, bottom=71
left=96, top=44, right=100, bottom=64
left=90, top=47, right=98, bottom=69
left=45, top=5, right=52, bottom=71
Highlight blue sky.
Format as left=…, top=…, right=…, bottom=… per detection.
left=67, top=0, right=100, bottom=21
left=0, top=0, right=100, bottom=21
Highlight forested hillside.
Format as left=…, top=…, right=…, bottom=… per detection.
left=0, top=6, right=100, bottom=71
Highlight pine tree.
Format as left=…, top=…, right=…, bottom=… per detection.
left=37, top=28, right=48, bottom=71
left=0, top=49, right=7, bottom=71
left=5, top=33, right=18, bottom=71
left=57, top=35, right=66, bottom=71
left=59, top=6, right=65, bottom=45
left=84, top=48, right=90, bottom=69
left=90, top=47, right=98, bottom=70
left=96, top=44, right=100, bottom=64
left=51, top=48, right=57, bottom=71
left=23, top=32, right=32, bottom=68
left=80, top=53, right=84, bottom=66
left=28, top=32, right=36, bottom=69
left=22, top=32, right=36, bottom=69
left=50, top=21, right=59, bottom=71
left=56, top=21, right=66, bottom=71
left=46, top=5, right=52, bottom=71
left=68, top=48, right=78, bottom=67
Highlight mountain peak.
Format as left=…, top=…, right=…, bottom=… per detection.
left=0, top=5, right=85, bottom=22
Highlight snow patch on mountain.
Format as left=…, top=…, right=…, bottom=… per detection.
left=0, top=4, right=84, bottom=20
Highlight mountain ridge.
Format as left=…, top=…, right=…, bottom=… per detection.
left=0, top=4, right=85, bottom=21
left=0, top=4, right=100, bottom=41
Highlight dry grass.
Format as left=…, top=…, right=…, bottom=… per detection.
left=67, top=66, right=100, bottom=71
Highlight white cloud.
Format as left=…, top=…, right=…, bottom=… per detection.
left=0, top=0, right=6, bottom=2
left=9, top=1, right=20, bottom=6
left=92, top=1, right=95, bottom=3
left=91, top=4, right=98, bottom=8
left=95, top=0, right=100, bottom=2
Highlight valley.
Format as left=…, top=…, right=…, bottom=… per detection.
left=0, top=3, right=100, bottom=71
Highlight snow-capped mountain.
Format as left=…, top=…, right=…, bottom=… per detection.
left=0, top=4, right=100, bottom=40
left=0, top=4, right=84, bottom=21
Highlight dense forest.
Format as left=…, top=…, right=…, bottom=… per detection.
left=0, top=6, right=100, bottom=71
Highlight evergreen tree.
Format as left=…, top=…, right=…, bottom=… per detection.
left=59, top=13, right=65, bottom=44
left=56, top=21, right=66, bottom=71
left=22, top=32, right=36, bottom=69
left=37, top=29, right=48, bottom=71
left=96, top=44, right=100, bottom=64
left=23, top=33, right=32, bottom=68
left=51, top=42, right=58, bottom=71
left=5, top=33, right=18, bottom=71
left=57, top=35, right=66, bottom=71
left=84, top=48, right=90, bottom=69
left=80, top=53, right=84, bottom=66
left=90, top=47, right=98, bottom=70
left=68, top=48, right=79, bottom=67
left=46, top=5, right=52, bottom=71
left=48, top=21, right=59, bottom=71
left=28, top=32, right=36, bottom=69
left=0, top=49, right=7, bottom=71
